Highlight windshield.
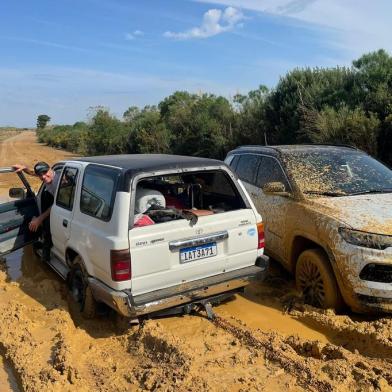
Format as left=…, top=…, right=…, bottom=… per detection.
left=283, top=150, right=392, bottom=196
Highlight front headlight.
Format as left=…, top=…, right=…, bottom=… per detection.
left=339, top=227, right=392, bottom=250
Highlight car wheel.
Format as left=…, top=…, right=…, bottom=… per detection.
left=68, top=258, right=97, bottom=319
left=296, top=249, right=343, bottom=310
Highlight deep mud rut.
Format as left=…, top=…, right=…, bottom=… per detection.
left=0, top=132, right=391, bottom=391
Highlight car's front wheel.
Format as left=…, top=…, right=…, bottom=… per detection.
left=296, top=249, right=343, bottom=311
left=68, top=258, right=97, bottom=319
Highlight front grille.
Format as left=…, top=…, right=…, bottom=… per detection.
left=359, top=264, right=392, bottom=283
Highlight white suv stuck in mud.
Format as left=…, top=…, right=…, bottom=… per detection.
left=0, top=155, right=268, bottom=319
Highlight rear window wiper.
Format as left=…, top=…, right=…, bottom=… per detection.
left=348, top=189, right=392, bottom=196
left=303, top=190, right=347, bottom=197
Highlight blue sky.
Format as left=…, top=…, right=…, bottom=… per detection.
left=1, top=0, right=391, bottom=127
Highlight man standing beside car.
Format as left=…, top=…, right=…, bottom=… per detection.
left=13, top=162, right=59, bottom=262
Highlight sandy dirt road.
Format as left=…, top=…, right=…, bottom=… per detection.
left=0, top=132, right=392, bottom=391
left=0, top=131, right=75, bottom=192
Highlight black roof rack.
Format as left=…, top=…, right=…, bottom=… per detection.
left=232, top=143, right=359, bottom=151
left=297, top=143, right=358, bottom=150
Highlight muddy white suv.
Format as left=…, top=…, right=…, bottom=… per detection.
left=225, top=145, right=392, bottom=313
left=0, top=155, right=268, bottom=319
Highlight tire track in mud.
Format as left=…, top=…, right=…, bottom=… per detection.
left=129, top=316, right=302, bottom=391
left=211, top=314, right=392, bottom=392
left=212, top=315, right=333, bottom=392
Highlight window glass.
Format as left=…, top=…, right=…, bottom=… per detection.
left=256, top=157, right=290, bottom=190
left=56, top=167, right=78, bottom=210
left=132, top=169, right=246, bottom=227
left=80, top=165, right=119, bottom=220
left=229, top=155, right=240, bottom=171
left=235, top=154, right=260, bottom=185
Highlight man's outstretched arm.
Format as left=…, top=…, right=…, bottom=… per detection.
left=12, top=164, right=36, bottom=176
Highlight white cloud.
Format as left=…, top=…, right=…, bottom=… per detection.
left=125, top=30, right=144, bottom=40
left=194, top=0, right=392, bottom=56
left=164, top=6, right=245, bottom=40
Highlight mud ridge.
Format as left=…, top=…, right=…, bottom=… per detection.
left=291, top=304, right=392, bottom=359
left=213, top=315, right=392, bottom=392
left=0, top=343, right=23, bottom=392
left=126, top=322, right=191, bottom=391
left=213, top=316, right=333, bottom=392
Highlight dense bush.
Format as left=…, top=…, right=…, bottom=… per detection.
left=37, top=49, right=392, bottom=165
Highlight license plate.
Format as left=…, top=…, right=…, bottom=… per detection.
left=179, top=242, right=217, bottom=263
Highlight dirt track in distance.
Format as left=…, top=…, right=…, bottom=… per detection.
left=0, top=132, right=391, bottom=391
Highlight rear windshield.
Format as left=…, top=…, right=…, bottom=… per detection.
left=131, top=170, right=247, bottom=228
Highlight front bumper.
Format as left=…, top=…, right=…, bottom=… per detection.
left=333, top=242, right=392, bottom=312
left=355, top=294, right=392, bottom=313
left=88, top=256, right=268, bottom=317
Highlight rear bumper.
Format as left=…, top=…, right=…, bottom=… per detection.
left=88, top=256, right=269, bottom=317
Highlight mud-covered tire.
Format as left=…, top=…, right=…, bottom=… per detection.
left=82, top=283, right=97, bottom=319
left=68, top=258, right=97, bottom=319
left=296, top=249, right=343, bottom=311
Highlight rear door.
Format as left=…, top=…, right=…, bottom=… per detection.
left=129, top=169, right=259, bottom=295
left=0, top=168, right=38, bottom=255
left=253, top=156, right=292, bottom=261
left=50, top=164, right=81, bottom=261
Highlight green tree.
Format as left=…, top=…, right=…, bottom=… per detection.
left=352, top=49, right=392, bottom=164
left=159, top=91, right=235, bottom=158
left=233, top=85, right=269, bottom=146
left=302, top=105, right=380, bottom=155
left=36, top=114, right=51, bottom=129
left=32, top=49, right=392, bottom=165
left=128, top=106, right=171, bottom=154
left=123, top=106, right=140, bottom=122
left=88, top=109, right=129, bottom=155
left=264, top=67, right=352, bottom=144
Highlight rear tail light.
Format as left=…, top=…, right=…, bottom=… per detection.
left=257, top=222, right=265, bottom=249
left=110, top=249, right=131, bottom=281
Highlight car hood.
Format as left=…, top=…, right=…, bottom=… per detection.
left=311, top=193, right=392, bottom=235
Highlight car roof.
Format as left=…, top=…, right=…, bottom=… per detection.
left=227, top=144, right=359, bottom=157
left=75, top=154, right=224, bottom=173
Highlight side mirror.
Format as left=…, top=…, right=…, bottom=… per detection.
left=262, top=182, right=290, bottom=197
left=9, top=187, right=26, bottom=199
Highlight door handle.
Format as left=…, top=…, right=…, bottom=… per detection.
left=62, top=219, right=68, bottom=228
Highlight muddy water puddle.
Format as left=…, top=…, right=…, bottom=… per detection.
left=4, top=248, right=25, bottom=281
left=3, top=246, right=58, bottom=283
left=216, top=288, right=331, bottom=343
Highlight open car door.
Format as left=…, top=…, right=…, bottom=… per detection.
left=0, top=168, right=39, bottom=255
